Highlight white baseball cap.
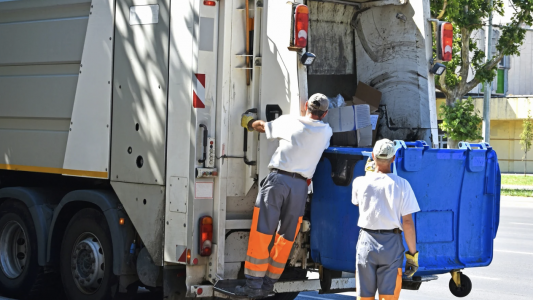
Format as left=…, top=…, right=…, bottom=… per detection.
left=373, top=139, right=395, bottom=159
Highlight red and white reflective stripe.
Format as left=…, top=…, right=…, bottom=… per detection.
left=193, top=73, right=206, bottom=108
left=177, top=248, right=187, bottom=262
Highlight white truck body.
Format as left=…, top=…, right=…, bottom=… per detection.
left=0, top=0, right=437, bottom=298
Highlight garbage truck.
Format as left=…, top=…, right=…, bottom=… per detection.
left=0, top=0, right=500, bottom=299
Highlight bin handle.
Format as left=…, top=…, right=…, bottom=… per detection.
left=394, top=140, right=430, bottom=150
left=493, top=164, right=501, bottom=239
left=458, top=141, right=490, bottom=150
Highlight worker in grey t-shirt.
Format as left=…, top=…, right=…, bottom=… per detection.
left=352, top=139, right=421, bottom=300
left=235, top=94, right=332, bottom=298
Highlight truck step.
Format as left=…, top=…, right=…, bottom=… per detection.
left=214, top=279, right=275, bottom=299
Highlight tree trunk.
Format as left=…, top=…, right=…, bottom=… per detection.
left=525, top=152, right=528, bottom=176
left=444, top=95, right=460, bottom=149
left=446, top=92, right=461, bottom=107
left=448, top=138, right=459, bottom=149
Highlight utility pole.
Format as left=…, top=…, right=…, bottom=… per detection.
left=483, top=0, right=493, bottom=144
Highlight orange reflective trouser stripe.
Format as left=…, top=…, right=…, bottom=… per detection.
left=244, top=207, right=273, bottom=278
left=244, top=172, right=308, bottom=280
left=378, top=268, right=402, bottom=300
left=266, top=217, right=303, bottom=280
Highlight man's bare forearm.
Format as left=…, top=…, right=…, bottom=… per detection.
left=248, top=119, right=266, bottom=133
left=402, top=214, right=417, bottom=254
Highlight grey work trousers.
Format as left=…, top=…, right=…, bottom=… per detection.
left=356, top=229, right=405, bottom=300
left=244, top=170, right=308, bottom=291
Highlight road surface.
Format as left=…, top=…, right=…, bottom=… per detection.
left=298, top=196, right=533, bottom=300
left=1, top=196, right=532, bottom=300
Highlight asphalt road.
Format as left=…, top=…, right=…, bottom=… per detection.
left=2, top=196, right=532, bottom=300
left=298, top=196, right=533, bottom=300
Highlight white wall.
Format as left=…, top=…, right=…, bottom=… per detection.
left=507, top=31, right=533, bottom=96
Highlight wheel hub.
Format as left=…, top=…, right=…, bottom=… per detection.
left=0, top=221, right=28, bottom=279
left=71, top=233, right=105, bottom=294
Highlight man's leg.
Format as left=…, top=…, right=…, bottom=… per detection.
left=356, top=230, right=378, bottom=300
left=376, top=233, right=405, bottom=300
left=263, top=176, right=307, bottom=292
left=243, top=173, right=288, bottom=291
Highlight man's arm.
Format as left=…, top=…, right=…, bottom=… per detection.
left=402, top=214, right=417, bottom=255
left=248, top=119, right=266, bottom=133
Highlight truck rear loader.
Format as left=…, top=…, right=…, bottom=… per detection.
left=0, top=0, right=498, bottom=300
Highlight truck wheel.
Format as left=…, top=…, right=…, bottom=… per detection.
left=0, top=200, right=59, bottom=299
left=60, top=208, right=118, bottom=300
left=448, top=274, right=472, bottom=297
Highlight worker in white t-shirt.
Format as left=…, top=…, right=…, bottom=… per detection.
left=352, top=139, right=420, bottom=300
left=235, top=94, right=333, bottom=298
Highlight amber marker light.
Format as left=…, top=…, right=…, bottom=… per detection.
left=119, top=218, right=125, bottom=225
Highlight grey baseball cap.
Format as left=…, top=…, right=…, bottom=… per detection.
left=308, top=93, right=329, bottom=111
left=373, top=139, right=396, bottom=159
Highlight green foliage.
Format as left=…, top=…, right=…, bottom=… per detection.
left=431, top=0, right=533, bottom=97
left=501, top=174, right=533, bottom=186
left=501, top=189, right=533, bottom=197
left=439, top=97, right=483, bottom=141
left=520, top=110, right=533, bottom=161
left=521, top=110, right=533, bottom=152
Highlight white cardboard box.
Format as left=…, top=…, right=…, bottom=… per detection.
left=325, top=104, right=371, bottom=132
left=325, top=104, right=372, bottom=147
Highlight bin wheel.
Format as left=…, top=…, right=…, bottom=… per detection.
left=449, top=274, right=472, bottom=297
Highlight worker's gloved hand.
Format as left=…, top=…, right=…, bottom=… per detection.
left=404, top=251, right=419, bottom=277
left=364, top=158, right=375, bottom=173
left=241, top=113, right=256, bottom=131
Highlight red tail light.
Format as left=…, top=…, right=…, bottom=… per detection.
left=203, top=1, right=216, bottom=6
left=198, top=216, right=213, bottom=256
left=439, top=22, right=453, bottom=62
left=294, top=4, right=309, bottom=48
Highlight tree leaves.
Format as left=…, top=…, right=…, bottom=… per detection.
left=519, top=110, right=533, bottom=175
left=431, top=0, right=533, bottom=103
left=438, top=97, right=484, bottom=141
left=520, top=110, right=533, bottom=156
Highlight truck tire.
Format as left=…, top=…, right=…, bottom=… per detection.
left=60, top=208, right=118, bottom=300
left=0, top=200, right=60, bottom=300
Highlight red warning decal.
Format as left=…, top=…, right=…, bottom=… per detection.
left=177, top=248, right=187, bottom=262
left=193, top=74, right=206, bottom=108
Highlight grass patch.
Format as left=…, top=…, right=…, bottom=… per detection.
left=501, top=189, right=533, bottom=197
left=501, top=175, right=533, bottom=186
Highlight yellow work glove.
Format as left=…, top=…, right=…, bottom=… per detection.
left=364, top=158, right=375, bottom=173
left=404, top=251, right=419, bottom=277
left=241, top=113, right=256, bottom=132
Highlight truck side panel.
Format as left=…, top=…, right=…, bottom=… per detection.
left=164, top=0, right=195, bottom=263
left=111, top=0, right=170, bottom=185
left=63, top=0, right=115, bottom=178
left=0, top=0, right=90, bottom=173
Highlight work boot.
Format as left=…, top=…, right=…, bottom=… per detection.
left=235, top=285, right=268, bottom=299
left=262, top=277, right=276, bottom=296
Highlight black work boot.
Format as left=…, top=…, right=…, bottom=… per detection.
left=262, top=276, right=276, bottom=297
left=234, top=285, right=268, bottom=299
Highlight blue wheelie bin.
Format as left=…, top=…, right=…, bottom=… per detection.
left=310, top=141, right=501, bottom=297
